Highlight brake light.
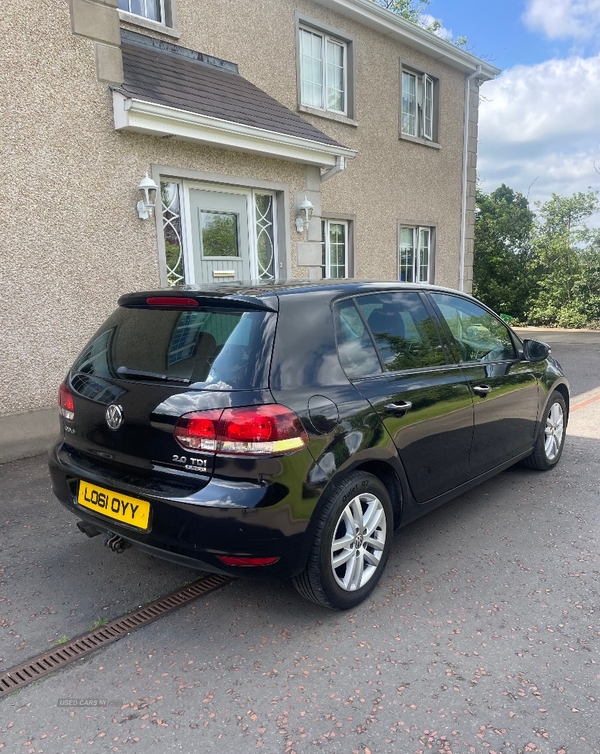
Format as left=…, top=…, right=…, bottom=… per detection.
left=58, top=382, right=75, bottom=421
left=174, top=405, right=308, bottom=455
left=146, top=297, right=198, bottom=308
left=217, top=555, right=280, bottom=567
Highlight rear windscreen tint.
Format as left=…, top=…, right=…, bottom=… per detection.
left=72, top=307, right=275, bottom=390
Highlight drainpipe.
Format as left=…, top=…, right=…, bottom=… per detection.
left=459, top=64, right=482, bottom=292
left=321, top=155, right=346, bottom=183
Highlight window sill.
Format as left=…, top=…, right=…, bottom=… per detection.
left=399, top=133, right=441, bottom=149
left=298, top=104, right=358, bottom=128
left=118, top=10, right=180, bottom=39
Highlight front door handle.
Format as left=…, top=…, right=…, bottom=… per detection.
left=383, top=401, right=413, bottom=415
left=473, top=384, right=492, bottom=397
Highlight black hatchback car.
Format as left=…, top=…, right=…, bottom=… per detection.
left=49, top=282, right=569, bottom=609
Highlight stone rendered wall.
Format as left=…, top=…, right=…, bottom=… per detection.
left=0, top=0, right=481, bottom=458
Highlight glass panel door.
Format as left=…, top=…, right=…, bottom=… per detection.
left=188, top=189, right=250, bottom=284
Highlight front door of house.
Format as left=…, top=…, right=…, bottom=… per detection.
left=189, top=188, right=251, bottom=283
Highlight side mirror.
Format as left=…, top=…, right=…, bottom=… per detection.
left=522, top=339, right=550, bottom=362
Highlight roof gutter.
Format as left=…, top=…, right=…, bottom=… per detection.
left=112, top=91, right=357, bottom=168
left=314, top=0, right=499, bottom=79
left=459, top=65, right=482, bottom=293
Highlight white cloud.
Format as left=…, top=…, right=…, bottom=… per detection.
left=478, top=55, right=600, bottom=218
left=419, top=13, right=453, bottom=40
left=524, top=0, right=600, bottom=40
left=480, top=55, right=600, bottom=146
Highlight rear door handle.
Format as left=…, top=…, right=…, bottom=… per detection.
left=473, top=384, right=492, bottom=397
left=383, top=401, right=413, bottom=415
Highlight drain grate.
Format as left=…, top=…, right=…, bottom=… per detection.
left=0, top=573, right=231, bottom=700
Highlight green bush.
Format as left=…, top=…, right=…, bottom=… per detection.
left=556, top=309, right=588, bottom=329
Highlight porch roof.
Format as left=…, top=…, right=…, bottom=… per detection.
left=112, top=31, right=356, bottom=168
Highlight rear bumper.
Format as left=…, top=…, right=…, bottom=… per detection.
left=48, top=442, right=310, bottom=580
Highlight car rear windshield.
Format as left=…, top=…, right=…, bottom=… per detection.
left=71, top=307, right=275, bottom=390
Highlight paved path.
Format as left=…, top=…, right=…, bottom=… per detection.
left=1, top=334, right=599, bottom=754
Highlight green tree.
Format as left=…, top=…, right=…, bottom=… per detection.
left=473, top=184, right=535, bottom=320
left=370, top=0, right=467, bottom=46
left=371, top=0, right=430, bottom=24
left=528, top=190, right=600, bottom=327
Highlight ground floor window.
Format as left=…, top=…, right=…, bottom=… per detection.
left=160, top=181, right=278, bottom=285
left=399, top=225, right=433, bottom=283
left=321, top=219, right=350, bottom=279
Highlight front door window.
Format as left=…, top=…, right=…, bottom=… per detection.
left=200, top=211, right=240, bottom=258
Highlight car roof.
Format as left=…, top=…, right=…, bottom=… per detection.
left=119, top=280, right=471, bottom=311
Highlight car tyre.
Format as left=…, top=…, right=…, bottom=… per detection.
left=293, top=471, right=393, bottom=609
left=521, top=392, right=567, bottom=471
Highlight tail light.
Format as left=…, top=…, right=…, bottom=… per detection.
left=217, top=555, right=280, bottom=567
left=58, top=382, right=75, bottom=421
left=174, top=405, right=308, bottom=455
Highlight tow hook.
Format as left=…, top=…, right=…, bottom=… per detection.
left=104, top=532, right=131, bottom=554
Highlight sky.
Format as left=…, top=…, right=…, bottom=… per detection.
left=425, top=0, right=600, bottom=217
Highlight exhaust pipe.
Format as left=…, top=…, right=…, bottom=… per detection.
left=77, top=520, right=101, bottom=538
left=104, top=532, right=132, bottom=554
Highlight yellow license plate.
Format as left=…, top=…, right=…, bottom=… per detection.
left=77, top=481, right=151, bottom=530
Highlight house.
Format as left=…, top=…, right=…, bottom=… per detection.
left=0, top=0, right=499, bottom=461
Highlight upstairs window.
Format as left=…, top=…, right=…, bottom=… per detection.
left=299, top=27, right=347, bottom=115
left=118, top=0, right=164, bottom=23
left=401, top=68, right=437, bottom=142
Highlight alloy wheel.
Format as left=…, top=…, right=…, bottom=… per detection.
left=330, top=492, right=387, bottom=592
left=544, top=401, right=564, bottom=461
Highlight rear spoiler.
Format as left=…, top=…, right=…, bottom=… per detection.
left=118, top=290, right=278, bottom=312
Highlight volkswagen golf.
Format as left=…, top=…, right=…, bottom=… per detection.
left=49, top=281, right=569, bottom=609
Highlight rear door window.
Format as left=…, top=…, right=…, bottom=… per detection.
left=334, top=299, right=382, bottom=379
left=334, top=292, right=447, bottom=377
left=72, top=307, right=275, bottom=390
left=356, top=292, right=446, bottom=372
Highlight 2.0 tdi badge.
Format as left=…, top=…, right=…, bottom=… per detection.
left=106, top=404, right=124, bottom=431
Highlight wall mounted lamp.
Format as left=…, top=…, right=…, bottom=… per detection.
left=137, top=173, right=159, bottom=220
left=295, top=196, right=314, bottom=233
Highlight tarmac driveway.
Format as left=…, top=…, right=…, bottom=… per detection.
left=0, top=329, right=599, bottom=754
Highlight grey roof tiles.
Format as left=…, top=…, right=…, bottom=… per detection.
left=117, top=31, right=344, bottom=149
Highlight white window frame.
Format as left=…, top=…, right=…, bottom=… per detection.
left=423, top=74, right=434, bottom=141
left=401, top=68, right=436, bottom=142
left=322, top=219, right=350, bottom=279
left=299, top=26, right=348, bottom=116
left=399, top=226, right=433, bottom=283
left=118, top=0, right=165, bottom=23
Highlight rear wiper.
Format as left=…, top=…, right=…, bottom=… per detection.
left=116, top=367, right=190, bottom=384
